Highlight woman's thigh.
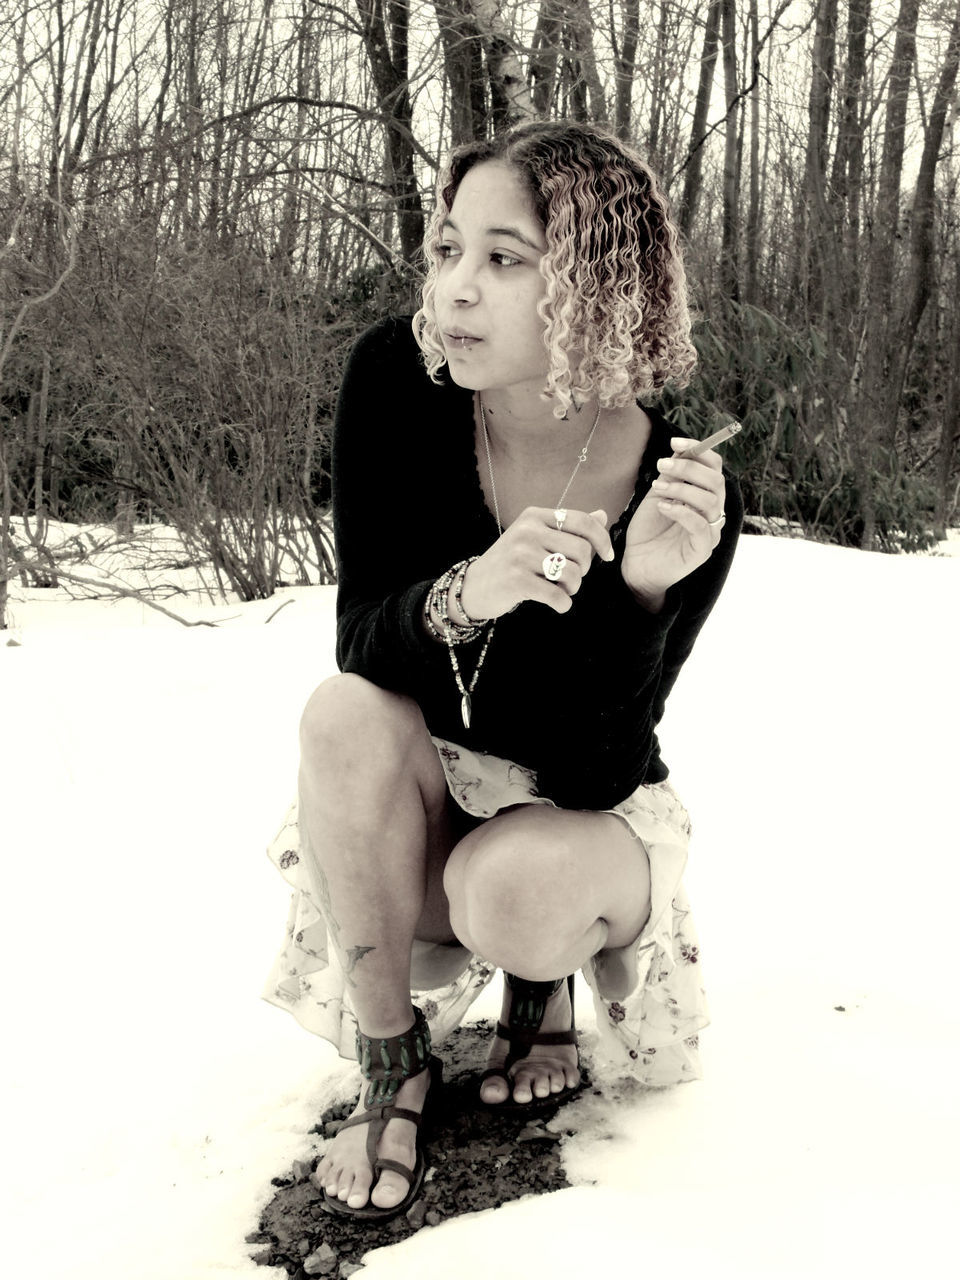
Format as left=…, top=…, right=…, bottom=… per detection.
left=442, top=803, right=652, bottom=966
left=299, top=673, right=467, bottom=945
left=415, top=795, right=483, bottom=944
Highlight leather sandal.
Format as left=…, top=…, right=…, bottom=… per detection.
left=479, top=973, right=583, bottom=1114
left=321, top=1005, right=442, bottom=1222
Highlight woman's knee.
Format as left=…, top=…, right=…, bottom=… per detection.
left=299, top=673, right=427, bottom=771
left=445, top=813, right=595, bottom=976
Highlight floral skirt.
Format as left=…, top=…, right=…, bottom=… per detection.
left=262, top=738, right=709, bottom=1087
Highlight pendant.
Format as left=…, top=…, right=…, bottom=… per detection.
left=461, top=692, right=472, bottom=729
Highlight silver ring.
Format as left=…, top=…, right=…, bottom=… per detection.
left=542, top=552, right=566, bottom=582
left=707, top=512, right=726, bottom=529
left=553, top=508, right=567, bottom=532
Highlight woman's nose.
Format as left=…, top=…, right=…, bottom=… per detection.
left=442, top=254, right=480, bottom=305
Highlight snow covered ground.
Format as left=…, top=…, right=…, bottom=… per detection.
left=2, top=530, right=958, bottom=1280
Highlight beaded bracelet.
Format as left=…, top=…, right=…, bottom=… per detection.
left=437, top=559, right=496, bottom=729
left=451, top=557, right=491, bottom=627
left=422, top=558, right=497, bottom=728
left=424, top=558, right=489, bottom=644
left=428, top=567, right=480, bottom=643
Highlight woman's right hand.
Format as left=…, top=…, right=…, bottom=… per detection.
left=459, top=507, right=614, bottom=619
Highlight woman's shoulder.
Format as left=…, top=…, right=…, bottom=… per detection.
left=347, top=314, right=425, bottom=369
left=347, top=314, right=475, bottom=435
left=345, top=314, right=460, bottom=401
left=640, top=402, right=677, bottom=458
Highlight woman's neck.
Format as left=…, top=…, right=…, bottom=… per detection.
left=476, top=390, right=601, bottom=461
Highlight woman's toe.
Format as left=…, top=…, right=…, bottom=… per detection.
left=371, top=1171, right=407, bottom=1209
left=345, top=1170, right=372, bottom=1208
left=511, top=1075, right=534, bottom=1103
left=481, top=1075, right=510, bottom=1103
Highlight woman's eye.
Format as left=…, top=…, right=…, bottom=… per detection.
left=437, top=243, right=461, bottom=259
left=491, top=253, right=521, bottom=268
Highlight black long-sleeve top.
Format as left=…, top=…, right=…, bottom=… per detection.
left=333, top=317, right=742, bottom=811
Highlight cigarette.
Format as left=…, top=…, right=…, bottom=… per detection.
left=679, top=421, right=742, bottom=457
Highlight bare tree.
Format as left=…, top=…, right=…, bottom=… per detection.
left=678, top=0, right=721, bottom=235
left=889, top=0, right=960, bottom=412
left=799, top=0, right=838, bottom=318
left=465, top=0, right=537, bottom=129
left=853, top=0, right=920, bottom=546
left=433, top=0, right=488, bottom=144
left=0, top=201, right=77, bottom=629
left=612, top=0, right=641, bottom=140
left=719, top=0, right=741, bottom=300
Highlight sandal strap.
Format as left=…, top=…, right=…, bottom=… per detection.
left=495, top=1021, right=577, bottom=1049
left=500, top=973, right=577, bottom=1072
left=356, top=1006, right=432, bottom=1107
left=356, top=1104, right=422, bottom=1193
left=380, top=1104, right=425, bottom=1127
left=335, top=1106, right=388, bottom=1134
left=503, top=974, right=565, bottom=1030
left=479, top=1066, right=511, bottom=1086
left=374, top=1155, right=416, bottom=1182
left=335, top=1100, right=426, bottom=1134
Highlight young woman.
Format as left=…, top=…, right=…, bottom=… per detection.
left=264, top=120, right=742, bottom=1222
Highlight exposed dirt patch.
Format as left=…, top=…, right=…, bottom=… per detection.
left=248, top=1019, right=595, bottom=1278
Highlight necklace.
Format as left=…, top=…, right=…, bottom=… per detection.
left=478, top=397, right=602, bottom=534
left=428, top=557, right=497, bottom=730
left=444, top=396, right=602, bottom=730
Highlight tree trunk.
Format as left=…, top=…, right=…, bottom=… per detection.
left=853, top=0, right=920, bottom=545
left=355, top=0, right=425, bottom=264
left=647, top=1, right=670, bottom=161
left=0, top=418, right=12, bottom=629
left=744, top=0, right=760, bottom=303
left=719, top=0, right=740, bottom=300
left=935, top=263, right=960, bottom=534
left=889, top=0, right=960, bottom=413
left=827, top=0, right=869, bottom=348
left=529, top=0, right=564, bottom=118
left=434, top=0, right=487, bottom=144
left=465, top=0, right=537, bottom=130
left=800, top=0, right=838, bottom=318
left=277, top=2, right=310, bottom=262
left=567, top=0, right=608, bottom=124
left=678, top=0, right=721, bottom=236
left=614, top=0, right=641, bottom=141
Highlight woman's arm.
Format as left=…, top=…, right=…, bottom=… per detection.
left=332, top=319, right=452, bottom=693
left=534, top=472, right=742, bottom=809
left=650, top=468, right=743, bottom=720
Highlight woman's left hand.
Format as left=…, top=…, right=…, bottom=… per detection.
left=621, top=437, right=727, bottom=608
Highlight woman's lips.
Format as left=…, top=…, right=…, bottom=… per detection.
left=445, top=332, right=483, bottom=349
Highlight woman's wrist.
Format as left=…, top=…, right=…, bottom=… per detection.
left=423, top=558, right=492, bottom=643
left=622, top=571, right=667, bottom=614
left=451, top=558, right=492, bottom=627
left=630, top=586, right=666, bottom=614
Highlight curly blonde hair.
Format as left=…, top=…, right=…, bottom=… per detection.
left=413, top=120, right=696, bottom=418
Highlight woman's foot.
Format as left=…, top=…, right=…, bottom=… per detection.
left=479, top=977, right=581, bottom=1106
left=315, top=1064, right=433, bottom=1212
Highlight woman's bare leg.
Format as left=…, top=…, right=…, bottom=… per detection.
left=300, top=674, right=456, bottom=1210
left=443, top=804, right=652, bottom=1105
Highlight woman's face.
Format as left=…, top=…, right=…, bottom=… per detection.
left=434, top=160, right=551, bottom=398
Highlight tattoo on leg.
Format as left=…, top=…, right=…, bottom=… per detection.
left=345, top=945, right=376, bottom=977
left=314, top=863, right=341, bottom=947
left=314, top=863, right=376, bottom=986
